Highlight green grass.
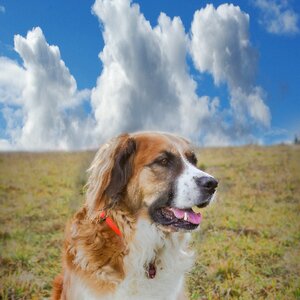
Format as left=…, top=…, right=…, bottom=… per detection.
left=0, top=146, right=299, bottom=299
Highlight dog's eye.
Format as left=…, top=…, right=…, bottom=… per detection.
left=150, top=151, right=175, bottom=168
left=158, top=158, right=169, bottom=167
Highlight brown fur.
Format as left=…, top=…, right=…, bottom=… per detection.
left=52, top=274, right=64, bottom=300
left=64, top=207, right=129, bottom=293
left=52, top=132, right=192, bottom=299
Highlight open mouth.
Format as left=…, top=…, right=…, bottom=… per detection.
left=153, top=207, right=203, bottom=231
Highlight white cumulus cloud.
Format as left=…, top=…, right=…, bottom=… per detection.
left=190, top=3, right=271, bottom=130
left=0, top=27, right=94, bottom=150
left=0, top=1, right=273, bottom=150
left=0, top=57, right=26, bottom=104
left=91, top=0, right=271, bottom=146
left=91, top=0, right=216, bottom=142
left=253, top=0, right=299, bottom=35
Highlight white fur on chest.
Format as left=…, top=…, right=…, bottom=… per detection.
left=114, top=219, right=194, bottom=299
left=70, top=219, right=194, bottom=300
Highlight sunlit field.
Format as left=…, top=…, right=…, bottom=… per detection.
left=0, top=146, right=299, bottom=299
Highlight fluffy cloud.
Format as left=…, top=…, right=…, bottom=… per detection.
left=91, top=0, right=270, bottom=146
left=0, top=27, right=94, bottom=150
left=253, top=0, right=299, bottom=35
left=0, top=1, right=272, bottom=150
left=190, top=4, right=271, bottom=130
left=0, top=57, right=26, bottom=104
left=91, top=0, right=216, bottom=142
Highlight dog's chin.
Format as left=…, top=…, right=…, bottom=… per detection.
left=150, top=206, right=202, bottom=232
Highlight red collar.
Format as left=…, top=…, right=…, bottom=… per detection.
left=99, top=211, right=122, bottom=237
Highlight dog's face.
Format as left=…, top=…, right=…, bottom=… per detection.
left=129, top=132, right=217, bottom=231
left=86, top=132, right=218, bottom=232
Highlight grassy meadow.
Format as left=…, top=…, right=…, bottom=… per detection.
left=0, top=145, right=299, bottom=299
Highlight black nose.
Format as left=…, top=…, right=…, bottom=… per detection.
left=195, top=176, right=218, bottom=193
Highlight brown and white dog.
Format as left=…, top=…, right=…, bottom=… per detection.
left=52, top=131, right=218, bottom=300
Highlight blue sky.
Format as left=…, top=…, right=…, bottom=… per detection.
left=0, top=0, right=299, bottom=150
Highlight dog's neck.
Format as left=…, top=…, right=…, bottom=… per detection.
left=124, top=218, right=192, bottom=275
left=66, top=207, right=193, bottom=297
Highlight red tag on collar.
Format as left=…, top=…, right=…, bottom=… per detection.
left=99, top=211, right=122, bottom=237
left=147, top=262, right=156, bottom=279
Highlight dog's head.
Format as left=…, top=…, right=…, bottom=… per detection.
left=86, top=132, right=218, bottom=232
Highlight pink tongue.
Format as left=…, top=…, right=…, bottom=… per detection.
left=170, top=208, right=202, bottom=225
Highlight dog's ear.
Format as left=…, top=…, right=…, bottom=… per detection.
left=86, top=134, right=136, bottom=214
left=104, top=136, right=136, bottom=204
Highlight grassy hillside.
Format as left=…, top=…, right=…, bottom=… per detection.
left=0, top=146, right=299, bottom=299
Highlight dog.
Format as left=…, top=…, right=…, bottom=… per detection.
left=52, top=131, right=218, bottom=300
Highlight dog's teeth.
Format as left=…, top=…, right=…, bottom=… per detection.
left=184, top=212, right=188, bottom=221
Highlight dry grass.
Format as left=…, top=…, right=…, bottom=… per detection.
left=0, top=145, right=299, bottom=299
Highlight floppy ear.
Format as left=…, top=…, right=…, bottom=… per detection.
left=86, top=134, right=136, bottom=214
